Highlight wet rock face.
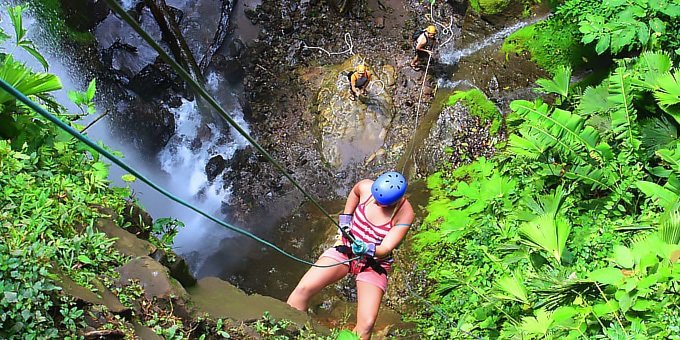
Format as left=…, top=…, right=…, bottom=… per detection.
left=205, top=154, right=227, bottom=181
left=211, top=54, right=245, bottom=85
left=110, top=98, right=176, bottom=154
left=59, top=0, right=110, bottom=31
left=416, top=102, right=498, bottom=173
left=316, top=55, right=395, bottom=168
left=127, top=59, right=183, bottom=98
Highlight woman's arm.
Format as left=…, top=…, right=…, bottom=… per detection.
left=374, top=200, right=415, bottom=258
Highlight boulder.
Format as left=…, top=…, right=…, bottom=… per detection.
left=188, top=277, right=310, bottom=325
left=59, top=0, right=110, bottom=31
left=94, top=218, right=156, bottom=258
left=117, top=256, right=189, bottom=301
left=110, top=98, right=176, bottom=154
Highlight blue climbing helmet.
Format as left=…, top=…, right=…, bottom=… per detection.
left=371, top=171, right=407, bottom=206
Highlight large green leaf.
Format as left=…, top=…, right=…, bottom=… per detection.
left=656, top=144, right=680, bottom=174
left=652, top=71, right=680, bottom=123
left=509, top=99, right=602, bottom=164
left=519, top=309, right=553, bottom=338
left=0, top=56, right=62, bottom=105
left=578, top=84, right=611, bottom=116
left=640, top=116, right=677, bottom=159
left=518, top=187, right=571, bottom=264
left=636, top=51, right=672, bottom=87
left=659, top=208, right=680, bottom=244
left=495, top=270, right=529, bottom=304
left=635, top=181, right=679, bottom=206
left=535, top=66, right=572, bottom=98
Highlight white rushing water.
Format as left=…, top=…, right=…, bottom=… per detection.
left=1, top=3, right=249, bottom=273
left=439, top=17, right=544, bottom=65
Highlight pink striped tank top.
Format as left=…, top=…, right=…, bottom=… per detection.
left=343, top=195, right=406, bottom=262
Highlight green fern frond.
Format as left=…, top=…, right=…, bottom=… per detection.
left=608, top=67, right=641, bottom=151
left=507, top=133, right=546, bottom=160
left=510, top=99, right=602, bottom=163
left=562, top=164, right=616, bottom=191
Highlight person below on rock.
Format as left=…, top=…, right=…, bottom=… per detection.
left=287, top=171, right=414, bottom=340
left=347, top=64, right=372, bottom=101
left=410, top=25, right=437, bottom=70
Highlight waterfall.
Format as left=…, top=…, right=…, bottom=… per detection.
left=439, top=17, right=545, bottom=65
left=2, top=4, right=248, bottom=275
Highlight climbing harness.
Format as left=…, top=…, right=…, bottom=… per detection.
left=334, top=245, right=388, bottom=276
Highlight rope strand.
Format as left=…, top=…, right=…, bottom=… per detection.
left=102, top=0, right=343, bottom=234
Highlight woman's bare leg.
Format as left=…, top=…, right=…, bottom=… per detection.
left=286, top=257, right=349, bottom=311
left=353, top=281, right=384, bottom=340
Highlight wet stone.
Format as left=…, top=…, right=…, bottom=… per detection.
left=117, top=256, right=188, bottom=301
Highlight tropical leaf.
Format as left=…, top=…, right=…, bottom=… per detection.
left=652, top=71, right=680, bottom=123
left=636, top=51, right=672, bottom=86
left=561, top=164, right=617, bottom=191
left=608, top=67, right=641, bottom=151
left=635, top=180, right=679, bottom=206
left=507, top=131, right=547, bottom=159
left=509, top=99, right=602, bottom=164
left=658, top=206, right=680, bottom=245
left=495, top=270, right=530, bottom=304
left=518, top=187, right=571, bottom=264
left=656, top=144, right=680, bottom=174
left=534, top=279, right=600, bottom=310
left=0, top=56, right=62, bottom=105
left=578, top=83, right=611, bottom=116
left=640, top=116, right=677, bottom=159
left=519, top=309, right=553, bottom=338
left=535, top=66, right=572, bottom=98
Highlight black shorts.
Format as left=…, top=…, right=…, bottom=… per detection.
left=416, top=50, right=429, bottom=59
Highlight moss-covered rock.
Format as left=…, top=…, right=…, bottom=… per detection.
left=447, top=89, right=502, bottom=135
left=470, top=0, right=511, bottom=15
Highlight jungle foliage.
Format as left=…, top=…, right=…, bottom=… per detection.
left=0, top=5, right=130, bottom=337
left=504, top=0, right=680, bottom=75
left=414, top=2, right=680, bottom=338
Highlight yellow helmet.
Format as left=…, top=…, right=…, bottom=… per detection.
left=426, top=25, right=437, bottom=34
left=357, top=64, right=367, bottom=73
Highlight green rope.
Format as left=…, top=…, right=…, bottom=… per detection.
left=102, top=0, right=346, bottom=236
left=0, top=78, right=357, bottom=268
